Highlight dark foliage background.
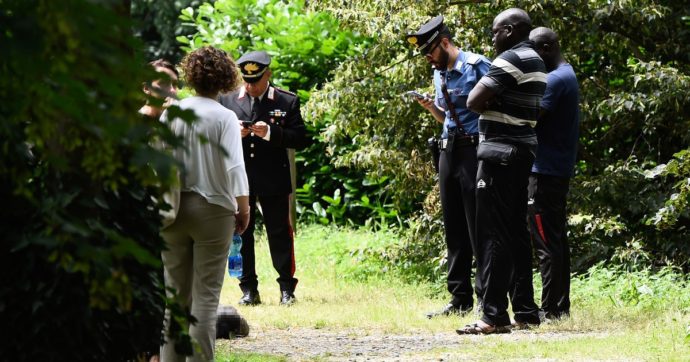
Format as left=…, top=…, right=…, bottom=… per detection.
left=1, top=1, right=192, bottom=360
left=131, top=0, right=213, bottom=63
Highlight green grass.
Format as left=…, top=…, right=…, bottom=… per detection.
left=218, top=224, right=464, bottom=333
left=213, top=350, right=287, bottom=362
left=216, top=224, right=690, bottom=361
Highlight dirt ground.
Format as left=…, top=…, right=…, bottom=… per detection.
left=219, top=326, right=610, bottom=361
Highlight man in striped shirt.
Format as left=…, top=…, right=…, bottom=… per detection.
left=457, top=8, right=546, bottom=335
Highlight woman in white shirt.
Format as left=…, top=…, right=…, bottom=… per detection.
left=159, top=46, right=249, bottom=362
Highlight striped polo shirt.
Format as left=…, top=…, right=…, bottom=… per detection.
left=478, top=40, right=547, bottom=146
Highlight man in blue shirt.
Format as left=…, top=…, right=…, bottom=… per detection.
left=406, top=15, right=491, bottom=318
left=528, top=27, right=580, bottom=321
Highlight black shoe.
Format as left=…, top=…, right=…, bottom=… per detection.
left=539, top=310, right=569, bottom=323
left=238, top=290, right=261, bottom=306
left=280, top=291, right=296, bottom=306
left=425, top=303, right=472, bottom=319
left=510, top=320, right=540, bottom=330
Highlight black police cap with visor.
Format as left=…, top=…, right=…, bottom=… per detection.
left=406, top=15, right=451, bottom=54
left=237, top=50, right=271, bottom=83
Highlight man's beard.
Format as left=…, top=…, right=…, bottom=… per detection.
left=436, top=48, right=450, bottom=69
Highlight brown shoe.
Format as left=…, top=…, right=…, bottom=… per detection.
left=456, top=320, right=511, bottom=335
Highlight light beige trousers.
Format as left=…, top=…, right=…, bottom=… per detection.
left=160, top=192, right=235, bottom=362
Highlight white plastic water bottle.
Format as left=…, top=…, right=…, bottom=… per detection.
left=228, top=233, right=243, bottom=278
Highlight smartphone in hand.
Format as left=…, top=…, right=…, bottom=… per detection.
left=406, top=90, right=431, bottom=101
left=241, top=121, right=253, bottom=128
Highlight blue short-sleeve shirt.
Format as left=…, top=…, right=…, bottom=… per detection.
left=433, top=50, right=491, bottom=138
left=532, top=63, right=580, bottom=178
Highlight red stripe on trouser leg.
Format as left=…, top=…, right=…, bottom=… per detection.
left=535, top=214, right=548, bottom=244
left=288, top=222, right=295, bottom=276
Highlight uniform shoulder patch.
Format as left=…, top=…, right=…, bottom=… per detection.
left=466, top=54, right=481, bottom=65
left=274, top=87, right=297, bottom=97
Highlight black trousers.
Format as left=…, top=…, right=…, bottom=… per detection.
left=439, top=145, right=481, bottom=309
left=239, top=193, right=297, bottom=293
left=476, top=145, right=540, bottom=327
left=527, top=173, right=571, bottom=318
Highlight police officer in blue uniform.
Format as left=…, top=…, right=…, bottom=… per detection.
left=407, top=16, right=491, bottom=318
left=219, top=51, right=310, bottom=306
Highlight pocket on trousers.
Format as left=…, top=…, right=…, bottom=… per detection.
left=477, top=141, right=517, bottom=165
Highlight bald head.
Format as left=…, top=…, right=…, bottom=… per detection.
left=493, top=8, right=532, bottom=38
left=490, top=8, right=533, bottom=54
left=530, top=27, right=558, bottom=46
left=530, top=27, right=563, bottom=71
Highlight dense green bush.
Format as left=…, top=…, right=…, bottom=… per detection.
left=0, top=1, right=192, bottom=360
left=572, top=263, right=690, bottom=312
left=179, top=0, right=403, bottom=226
left=307, top=0, right=690, bottom=277
left=132, top=0, right=212, bottom=63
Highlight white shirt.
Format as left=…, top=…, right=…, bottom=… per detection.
left=250, top=90, right=271, bottom=141
left=161, top=96, right=249, bottom=212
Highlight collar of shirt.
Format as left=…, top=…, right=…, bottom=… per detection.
left=440, top=51, right=469, bottom=86
left=511, top=40, right=537, bottom=51
left=250, top=86, right=269, bottom=106
left=444, top=51, right=466, bottom=77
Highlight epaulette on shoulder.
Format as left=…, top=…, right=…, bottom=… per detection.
left=466, top=54, right=481, bottom=65
left=274, top=87, right=297, bottom=97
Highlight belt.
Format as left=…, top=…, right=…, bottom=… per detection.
left=440, top=134, right=479, bottom=150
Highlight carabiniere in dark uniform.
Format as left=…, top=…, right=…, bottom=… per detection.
left=219, top=51, right=309, bottom=306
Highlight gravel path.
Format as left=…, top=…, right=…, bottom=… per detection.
left=219, top=327, right=610, bottom=361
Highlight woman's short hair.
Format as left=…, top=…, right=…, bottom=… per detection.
left=181, top=46, right=239, bottom=96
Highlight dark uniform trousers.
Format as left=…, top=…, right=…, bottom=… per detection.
left=527, top=173, right=571, bottom=319
left=439, top=142, right=481, bottom=309
left=476, top=144, right=540, bottom=327
left=240, top=193, right=297, bottom=293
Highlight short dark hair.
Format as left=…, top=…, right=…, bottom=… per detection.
left=181, top=46, right=239, bottom=96
left=149, top=59, right=178, bottom=77
left=438, top=30, right=454, bottom=44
